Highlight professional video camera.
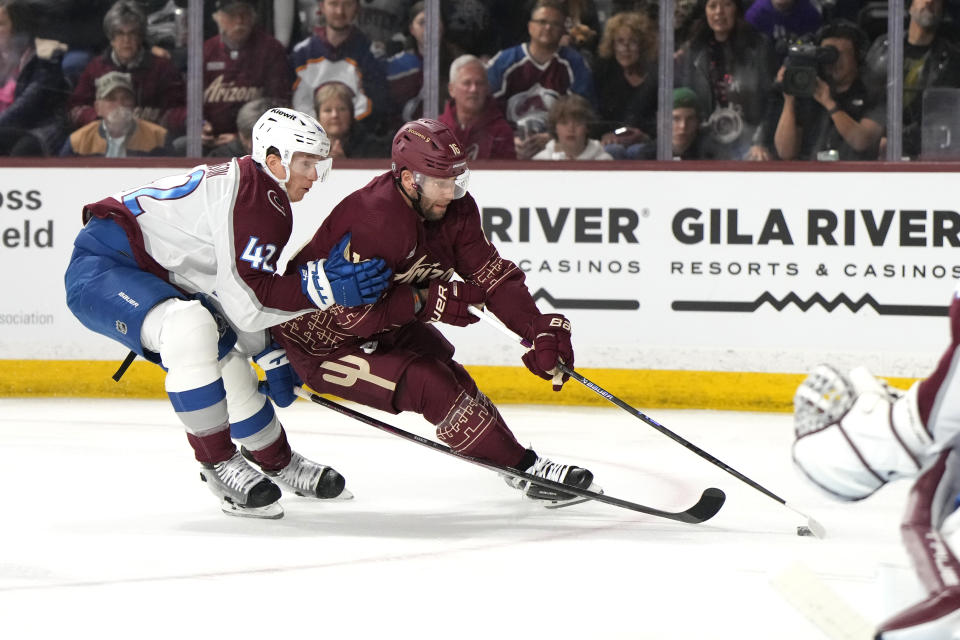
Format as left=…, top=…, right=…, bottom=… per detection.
left=782, top=43, right=838, bottom=98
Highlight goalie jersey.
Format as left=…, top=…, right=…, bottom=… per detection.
left=81, top=156, right=315, bottom=333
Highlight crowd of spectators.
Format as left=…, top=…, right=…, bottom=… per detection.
left=3, top=0, right=960, bottom=161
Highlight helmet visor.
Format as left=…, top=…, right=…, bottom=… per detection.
left=288, top=154, right=332, bottom=183
left=414, top=169, right=470, bottom=200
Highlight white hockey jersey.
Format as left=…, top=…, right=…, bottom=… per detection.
left=84, top=156, right=316, bottom=335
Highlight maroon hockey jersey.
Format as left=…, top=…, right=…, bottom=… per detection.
left=276, top=171, right=542, bottom=362
left=203, top=29, right=293, bottom=136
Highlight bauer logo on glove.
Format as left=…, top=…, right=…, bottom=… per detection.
left=417, top=279, right=485, bottom=327
left=522, top=313, right=574, bottom=391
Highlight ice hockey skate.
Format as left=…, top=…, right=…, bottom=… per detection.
left=504, top=451, right=600, bottom=507
left=242, top=448, right=353, bottom=501
left=199, top=450, right=284, bottom=519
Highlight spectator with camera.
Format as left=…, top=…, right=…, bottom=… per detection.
left=861, top=0, right=960, bottom=159
left=595, top=11, right=658, bottom=160
left=674, top=0, right=777, bottom=161
left=773, top=20, right=884, bottom=161
left=487, top=0, right=597, bottom=160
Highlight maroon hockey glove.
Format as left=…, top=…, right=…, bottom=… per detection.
left=522, top=314, right=574, bottom=391
left=417, top=280, right=485, bottom=326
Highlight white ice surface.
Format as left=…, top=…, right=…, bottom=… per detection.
left=0, top=398, right=934, bottom=639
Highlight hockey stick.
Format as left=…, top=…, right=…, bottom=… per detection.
left=294, top=387, right=725, bottom=524
left=469, top=306, right=826, bottom=539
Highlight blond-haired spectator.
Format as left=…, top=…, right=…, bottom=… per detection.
left=595, top=11, right=658, bottom=159
left=313, top=81, right=384, bottom=158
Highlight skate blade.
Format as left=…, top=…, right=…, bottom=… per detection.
left=292, top=486, right=355, bottom=501
left=321, top=487, right=354, bottom=501
left=542, top=483, right=604, bottom=510
left=220, top=499, right=284, bottom=520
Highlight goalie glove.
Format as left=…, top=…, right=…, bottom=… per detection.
left=254, top=342, right=300, bottom=408
left=301, top=233, right=392, bottom=309
left=792, top=365, right=932, bottom=501
left=416, top=279, right=485, bottom=326
left=521, top=313, right=574, bottom=391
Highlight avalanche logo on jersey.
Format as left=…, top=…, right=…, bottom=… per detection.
left=267, top=189, right=285, bottom=215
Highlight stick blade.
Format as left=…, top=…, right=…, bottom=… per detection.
left=805, top=516, right=827, bottom=539
left=680, top=487, right=726, bottom=523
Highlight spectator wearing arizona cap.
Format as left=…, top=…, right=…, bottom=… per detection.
left=60, top=70, right=169, bottom=157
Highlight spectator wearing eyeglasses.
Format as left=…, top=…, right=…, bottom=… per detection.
left=68, top=1, right=186, bottom=137
left=487, top=0, right=597, bottom=160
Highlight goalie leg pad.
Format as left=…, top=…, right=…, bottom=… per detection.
left=793, top=365, right=932, bottom=501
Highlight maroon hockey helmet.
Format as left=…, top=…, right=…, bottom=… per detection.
left=391, top=118, right=468, bottom=180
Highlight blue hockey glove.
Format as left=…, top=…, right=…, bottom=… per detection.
left=302, top=233, right=392, bottom=308
left=254, top=343, right=300, bottom=407
left=325, top=233, right=392, bottom=306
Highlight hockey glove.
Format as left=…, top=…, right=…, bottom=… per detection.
left=254, top=342, right=301, bottom=408
left=521, top=314, right=574, bottom=391
left=416, top=279, right=485, bottom=326
left=323, top=233, right=392, bottom=307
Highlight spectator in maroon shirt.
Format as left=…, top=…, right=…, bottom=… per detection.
left=67, top=0, right=186, bottom=136
left=438, top=55, right=515, bottom=160
left=202, top=0, right=292, bottom=151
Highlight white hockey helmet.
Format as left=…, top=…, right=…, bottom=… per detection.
left=252, top=107, right=332, bottom=188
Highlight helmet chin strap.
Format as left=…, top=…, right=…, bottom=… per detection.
left=261, top=158, right=291, bottom=193
left=394, top=175, right=427, bottom=219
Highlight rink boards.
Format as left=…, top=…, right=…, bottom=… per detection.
left=0, top=162, right=951, bottom=408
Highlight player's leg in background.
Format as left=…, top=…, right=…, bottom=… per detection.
left=919, top=289, right=960, bottom=445
left=876, top=447, right=960, bottom=639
